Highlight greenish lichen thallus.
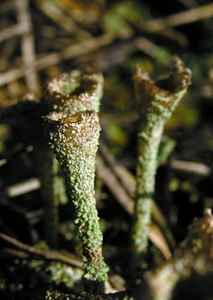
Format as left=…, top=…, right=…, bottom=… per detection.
left=43, top=70, right=108, bottom=292
left=42, top=70, right=104, bottom=249
left=132, top=57, right=191, bottom=264
left=43, top=111, right=108, bottom=293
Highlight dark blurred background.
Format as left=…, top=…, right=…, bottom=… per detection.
left=1, top=0, right=213, bottom=298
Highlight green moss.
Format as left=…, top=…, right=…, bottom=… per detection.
left=47, top=262, right=83, bottom=288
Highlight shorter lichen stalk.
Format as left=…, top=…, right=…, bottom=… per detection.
left=43, top=111, right=108, bottom=292
left=132, top=57, right=191, bottom=261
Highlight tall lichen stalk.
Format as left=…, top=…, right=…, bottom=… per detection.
left=42, top=70, right=104, bottom=248
left=132, top=57, right=191, bottom=261
left=43, top=111, right=108, bottom=292
left=43, top=70, right=107, bottom=292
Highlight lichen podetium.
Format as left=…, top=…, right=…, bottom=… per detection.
left=42, top=70, right=104, bottom=246
left=44, top=70, right=104, bottom=114
left=43, top=111, right=108, bottom=293
left=132, top=57, right=191, bottom=265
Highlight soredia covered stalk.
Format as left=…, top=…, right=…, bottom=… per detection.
left=43, top=70, right=104, bottom=206
left=43, top=110, right=108, bottom=293
left=132, top=57, right=191, bottom=262
left=42, top=69, right=104, bottom=245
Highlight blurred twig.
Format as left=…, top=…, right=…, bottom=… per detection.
left=99, top=143, right=176, bottom=249
left=0, top=34, right=113, bottom=87
left=37, top=0, right=91, bottom=39
left=144, top=3, right=213, bottom=32
left=15, top=0, right=40, bottom=93
left=96, top=153, right=172, bottom=259
left=177, top=0, right=198, bottom=8
left=149, top=224, right=172, bottom=260
left=156, top=29, right=189, bottom=48
left=99, top=143, right=135, bottom=197
left=171, top=159, right=211, bottom=176
left=0, top=231, right=83, bottom=268
left=0, top=24, right=25, bottom=43
left=96, top=154, right=134, bottom=215
left=6, top=178, right=40, bottom=198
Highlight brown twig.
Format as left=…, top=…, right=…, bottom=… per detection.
left=149, top=224, right=172, bottom=260
left=96, top=154, right=134, bottom=215
left=1, top=247, right=30, bottom=259
left=0, top=34, right=113, bottom=87
left=0, top=38, right=19, bottom=68
left=171, top=159, right=211, bottom=176
left=143, top=3, right=213, bottom=32
left=0, top=24, right=25, bottom=43
left=99, top=143, right=135, bottom=198
left=6, top=177, right=40, bottom=198
left=98, top=144, right=176, bottom=249
left=0, top=231, right=83, bottom=268
left=36, top=0, right=91, bottom=39
left=96, top=154, right=172, bottom=259
left=156, top=28, right=189, bottom=48
left=15, top=0, right=40, bottom=93
left=177, top=0, right=198, bottom=8
left=134, top=26, right=188, bottom=48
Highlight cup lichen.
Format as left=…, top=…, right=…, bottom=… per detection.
left=132, top=57, right=191, bottom=262
left=44, top=70, right=104, bottom=114
left=42, top=69, right=104, bottom=247
left=43, top=110, right=108, bottom=292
